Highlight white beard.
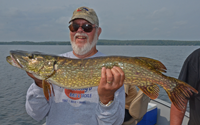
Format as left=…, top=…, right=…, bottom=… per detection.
left=70, top=31, right=98, bottom=55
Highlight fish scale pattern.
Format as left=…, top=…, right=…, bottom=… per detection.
left=6, top=50, right=198, bottom=111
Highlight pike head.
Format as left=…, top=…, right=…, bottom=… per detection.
left=6, top=50, right=58, bottom=80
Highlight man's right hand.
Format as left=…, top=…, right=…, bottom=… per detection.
left=26, top=72, right=43, bottom=88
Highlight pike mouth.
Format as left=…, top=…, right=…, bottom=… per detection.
left=10, top=54, right=23, bottom=68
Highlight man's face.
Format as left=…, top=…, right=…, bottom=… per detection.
left=69, top=19, right=99, bottom=55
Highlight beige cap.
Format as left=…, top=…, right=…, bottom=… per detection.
left=69, top=7, right=99, bottom=26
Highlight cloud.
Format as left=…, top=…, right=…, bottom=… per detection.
left=56, top=16, right=70, bottom=25
left=1, top=8, right=26, bottom=19
left=153, top=28, right=159, bottom=31
left=174, top=21, right=187, bottom=25
left=147, top=7, right=174, bottom=20
left=152, top=7, right=167, bottom=16
left=173, top=21, right=188, bottom=29
left=0, top=0, right=200, bottom=41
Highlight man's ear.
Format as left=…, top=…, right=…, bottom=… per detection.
left=97, top=27, right=102, bottom=37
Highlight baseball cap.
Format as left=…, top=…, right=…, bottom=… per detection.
left=69, top=6, right=99, bottom=26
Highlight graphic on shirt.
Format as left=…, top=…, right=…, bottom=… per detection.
left=64, top=87, right=93, bottom=100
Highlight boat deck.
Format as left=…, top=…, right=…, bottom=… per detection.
left=150, top=99, right=189, bottom=125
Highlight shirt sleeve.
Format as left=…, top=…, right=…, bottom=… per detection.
left=178, top=51, right=199, bottom=89
left=95, top=86, right=125, bottom=125
left=25, top=82, right=51, bottom=121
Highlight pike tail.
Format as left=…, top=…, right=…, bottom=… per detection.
left=165, top=77, right=198, bottom=111
left=137, top=57, right=198, bottom=111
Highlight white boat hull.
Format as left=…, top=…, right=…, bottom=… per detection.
left=150, top=99, right=189, bottom=125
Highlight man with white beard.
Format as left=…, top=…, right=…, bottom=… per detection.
left=25, top=6, right=125, bottom=125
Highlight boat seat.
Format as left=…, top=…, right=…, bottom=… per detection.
left=122, top=87, right=150, bottom=125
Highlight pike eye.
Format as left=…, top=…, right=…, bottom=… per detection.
left=28, top=54, right=34, bottom=59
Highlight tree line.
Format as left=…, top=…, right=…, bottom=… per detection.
left=1, top=40, right=200, bottom=45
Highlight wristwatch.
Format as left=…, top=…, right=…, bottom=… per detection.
left=100, top=100, right=113, bottom=107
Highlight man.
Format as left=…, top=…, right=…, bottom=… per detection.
left=170, top=48, right=200, bottom=125
left=26, top=6, right=125, bottom=125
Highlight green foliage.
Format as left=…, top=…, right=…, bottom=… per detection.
left=0, top=41, right=71, bottom=45
left=1, top=40, right=200, bottom=45
left=97, top=40, right=200, bottom=45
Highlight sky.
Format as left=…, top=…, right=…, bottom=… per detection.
left=0, top=0, right=200, bottom=42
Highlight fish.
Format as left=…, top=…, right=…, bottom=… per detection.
left=6, top=50, right=198, bottom=111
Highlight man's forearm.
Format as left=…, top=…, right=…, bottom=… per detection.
left=26, top=83, right=50, bottom=121
left=96, top=86, right=125, bottom=125
left=170, top=101, right=187, bottom=125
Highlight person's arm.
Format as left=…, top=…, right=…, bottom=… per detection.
left=170, top=50, right=197, bottom=125
left=26, top=72, right=43, bottom=88
left=170, top=100, right=188, bottom=125
left=96, top=67, right=125, bottom=125
left=25, top=72, right=51, bottom=121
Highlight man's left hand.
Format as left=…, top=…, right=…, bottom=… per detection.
left=98, top=66, right=125, bottom=104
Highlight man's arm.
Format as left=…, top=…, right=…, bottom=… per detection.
left=26, top=72, right=43, bottom=88
left=25, top=72, right=50, bottom=121
left=96, top=67, right=125, bottom=125
left=170, top=100, right=188, bottom=125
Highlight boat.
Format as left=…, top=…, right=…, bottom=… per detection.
left=150, top=99, right=189, bottom=125
left=123, top=98, right=189, bottom=125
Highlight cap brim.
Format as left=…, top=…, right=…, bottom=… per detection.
left=69, top=15, right=95, bottom=24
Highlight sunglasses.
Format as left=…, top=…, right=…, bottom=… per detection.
left=68, top=23, right=98, bottom=33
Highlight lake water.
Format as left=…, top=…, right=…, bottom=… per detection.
left=0, top=45, right=199, bottom=125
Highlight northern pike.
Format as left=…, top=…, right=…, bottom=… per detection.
left=6, top=50, right=198, bottom=111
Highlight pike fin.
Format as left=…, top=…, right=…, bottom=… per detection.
left=138, top=84, right=160, bottom=99
left=42, top=68, right=56, bottom=101
left=165, top=77, right=198, bottom=111
left=42, top=80, right=52, bottom=101
left=138, top=57, right=167, bottom=73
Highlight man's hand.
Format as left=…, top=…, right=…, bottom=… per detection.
left=26, top=72, right=43, bottom=88
left=98, top=66, right=125, bottom=104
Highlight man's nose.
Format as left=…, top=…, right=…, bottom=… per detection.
left=77, top=26, right=84, bottom=32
